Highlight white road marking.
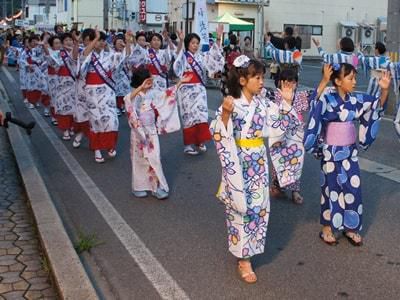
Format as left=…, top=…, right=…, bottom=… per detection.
left=1, top=67, right=190, bottom=300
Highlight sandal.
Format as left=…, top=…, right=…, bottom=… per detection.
left=343, top=231, right=363, bottom=247
left=319, top=229, right=338, bottom=246
left=72, top=138, right=81, bottom=148
left=237, top=260, right=257, bottom=284
left=108, top=149, right=117, bottom=158
left=292, top=191, right=304, bottom=205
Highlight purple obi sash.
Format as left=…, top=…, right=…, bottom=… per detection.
left=324, top=121, right=356, bottom=146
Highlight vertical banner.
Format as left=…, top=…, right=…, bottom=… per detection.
left=195, top=0, right=209, bottom=46
left=139, top=0, right=146, bottom=24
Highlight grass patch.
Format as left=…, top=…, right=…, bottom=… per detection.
left=74, top=230, right=103, bottom=254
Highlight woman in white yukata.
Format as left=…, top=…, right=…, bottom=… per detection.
left=129, top=31, right=178, bottom=92
left=124, top=67, right=191, bottom=199
left=80, top=29, right=131, bottom=163
left=210, top=56, right=270, bottom=284
left=18, top=37, right=29, bottom=105
left=174, top=26, right=225, bottom=155
left=20, top=35, right=45, bottom=109
left=112, top=33, right=131, bottom=116
left=45, top=35, right=62, bottom=126
left=45, top=32, right=79, bottom=141
left=38, top=32, right=52, bottom=117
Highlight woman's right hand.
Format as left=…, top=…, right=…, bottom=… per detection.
left=222, top=96, right=234, bottom=114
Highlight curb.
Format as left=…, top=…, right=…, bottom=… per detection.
left=0, top=80, right=99, bottom=299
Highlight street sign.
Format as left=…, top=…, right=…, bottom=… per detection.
left=15, top=20, right=24, bottom=26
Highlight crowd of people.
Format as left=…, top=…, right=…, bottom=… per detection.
left=1, top=21, right=400, bottom=285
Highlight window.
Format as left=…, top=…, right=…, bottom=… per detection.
left=312, top=26, right=323, bottom=36
left=284, top=24, right=323, bottom=49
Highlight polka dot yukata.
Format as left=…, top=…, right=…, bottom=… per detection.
left=304, top=87, right=384, bottom=233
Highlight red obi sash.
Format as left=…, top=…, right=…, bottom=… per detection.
left=86, top=71, right=113, bottom=85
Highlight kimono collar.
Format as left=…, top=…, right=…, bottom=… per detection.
left=339, top=50, right=354, bottom=55
left=239, top=92, right=254, bottom=106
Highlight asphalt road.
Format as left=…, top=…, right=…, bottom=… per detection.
left=1, top=64, right=399, bottom=300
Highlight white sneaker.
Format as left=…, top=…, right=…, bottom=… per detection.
left=151, top=188, right=169, bottom=200
left=132, top=191, right=147, bottom=198
left=44, top=108, right=50, bottom=117
left=35, top=103, right=40, bottom=107
left=198, top=144, right=207, bottom=153
left=23, top=98, right=28, bottom=104
left=28, top=103, right=35, bottom=109
left=184, top=145, right=199, bottom=156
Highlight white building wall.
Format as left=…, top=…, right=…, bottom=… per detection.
left=27, top=5, right=57, bottom=25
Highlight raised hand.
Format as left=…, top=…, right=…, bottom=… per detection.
left=176, top=29, right=184, bottom=41
left=312, top=38, right=320, bottom=47
left=216, top=23, right=224, bottom=39
left=94, top=26, right=100, bottom=40
left=278, top=81, right=295, bottom=104
left=322, top=64, right=333, bottom=83
left=222, top=96, right=235, bottom=114
left=140, top=78, right=153, bottom=90
left=378, top=71, right=391, bottom=90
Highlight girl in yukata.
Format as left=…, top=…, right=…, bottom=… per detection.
left=112, top=34, right=131, bottom=116
left=210, top=55, right=270, bottom=284
left=304, top=63, right=391, bottom=246
left=80, top=29, right=131, bottom=163
left=174, top=25, right=225, bottom=155
left=265, top=69, right=312, bottom=204
left=124, top=67, right=191, bottom=200
left=38, top=32, right=51, bottom=117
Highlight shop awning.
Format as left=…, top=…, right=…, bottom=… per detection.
left=216, top=12, right=254, bottom=31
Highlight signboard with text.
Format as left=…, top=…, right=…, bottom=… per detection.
left=139, top=0, right=146, bottom=24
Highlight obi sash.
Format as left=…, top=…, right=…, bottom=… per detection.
left=90, top=53, right=116, bottom=91
left=184, top=51, right=205, bottom=86
left=86, top=71, right=113, bottom=85
left=148, top=48, right=167, bottom=79
left=60, top=49, right=75, bottom=81
left=324, top=121, right=356, bottom=146
left=182, top=71, right=202, bottom=84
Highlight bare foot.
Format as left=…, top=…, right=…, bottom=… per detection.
left=292, top=191, right=304, bottom=204
left=319, top=226, right=338, bottom=245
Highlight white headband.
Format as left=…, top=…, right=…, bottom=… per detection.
left=233, top=55, right=250, bottom=68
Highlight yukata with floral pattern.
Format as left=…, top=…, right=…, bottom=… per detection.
left=304, top=87, right=384, bottom=233
left=18, top=47, right=29, bottom=100
left=174, top=44, right=224, bottom=146
left=210, top=93, right=270, bottom=259
left=80, top=49, right=126, bottom=151
left=264, top=88, right=312, bottom=191
left=124, top=86, right=180, bottom=194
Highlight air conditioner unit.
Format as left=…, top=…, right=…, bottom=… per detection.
left=378, top=30, right=387, bottom=44
left=359, top=25, right=375, bottom=45
left=338, top=21, right=358, bottom=43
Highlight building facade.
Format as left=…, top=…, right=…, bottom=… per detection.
left=169, top=0, right=388, bottom=57
left=55, top=0, right=168, bottom=32
left=26, top=0, right=57, bottom=25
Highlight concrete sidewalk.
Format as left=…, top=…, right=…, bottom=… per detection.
left=0, top=129, right=57, bottom=299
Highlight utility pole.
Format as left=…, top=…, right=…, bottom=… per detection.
left=45, top=0, right=50, bottom=23
left=185, top=0, right=189, bottom=35
left=104, top=0, right=109, bottom=30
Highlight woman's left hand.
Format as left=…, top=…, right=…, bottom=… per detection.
left=378, top=71, right=391, bottom=90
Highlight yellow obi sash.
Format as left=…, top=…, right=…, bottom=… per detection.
left=235, top=137, right=264, bottom=148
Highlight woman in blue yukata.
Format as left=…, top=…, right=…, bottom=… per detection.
left=304, top=63, right=391, bottom=246
left=210, top=56, right=269, bottom=284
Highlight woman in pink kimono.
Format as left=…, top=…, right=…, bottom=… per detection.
left=124, top=67, right=190, bottom=199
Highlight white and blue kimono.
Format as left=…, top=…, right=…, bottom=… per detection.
left=317, top=47, right=359, bottom=67
left=304, top=88, right=384, bottom=233
left=358, top=54, right=396, bottom=97
left=210, top=94, right=270, bottom=258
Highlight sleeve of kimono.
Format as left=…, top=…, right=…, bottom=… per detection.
left=46, top=49, right=61, bottom=68
left=79, top=52, right=93, bottom=79
left=173, top=49, right=186, bottom=78
left=19, top=52, right=28, bottom=69
left=128, top=44, right=146, bottom=67
left=123, top=93, right=139, bottom=129
left=358, top=93, right=384, bottom=150
left=317, top=46, right=332, bottom=64
left=110, top=50, right=126, bottom=72
left=303, top=88, right=327, bottom=156
left=153, top=86, right=181, bottom=134
left=296, top=90, right=311, bottom=112
left=265, top=42, right=292, bottom=64
left=204, top=44, right=225, bottom=76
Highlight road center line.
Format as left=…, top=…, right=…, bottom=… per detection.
left=2, top=66, right=190, bottom=300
